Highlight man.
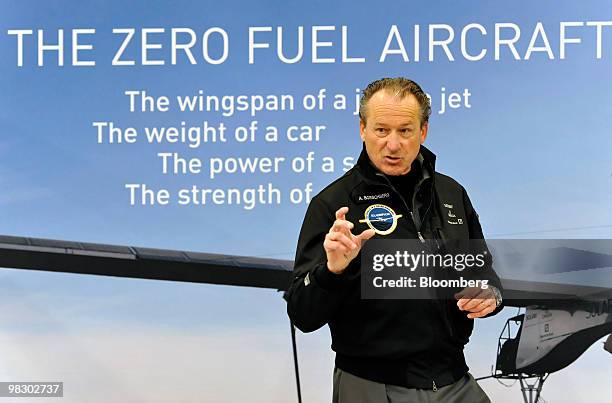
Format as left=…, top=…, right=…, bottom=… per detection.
left=283, top=78, right=503, bottom=402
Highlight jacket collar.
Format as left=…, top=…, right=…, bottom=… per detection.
left=355, top=142, right=437, bottom=184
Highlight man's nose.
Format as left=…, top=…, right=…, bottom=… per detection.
left=386, top=133, right=401, bottom=152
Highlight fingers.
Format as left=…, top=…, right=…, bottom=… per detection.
left=357, top=228, right=376, bottom=242
left=330, top=219, right=354, bottom=233
left=456, top=287, right=488, bottom=311
left=460, top=295, right=490, bottom=312
left=329, top=207, right=376, bottom=253
left=466, top=300, right=496, bottom=319
left=324, top=231, right=357, bottom=253
left=454, top=286, right=484, bottom=301
left=335, top=206, right=349, bottom=221
left=455, top=287, right=496, bottom=318
left=331, top=207, right=355, bottom=239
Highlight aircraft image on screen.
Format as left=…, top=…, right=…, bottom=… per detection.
left=0, top=235, right=610, bottom=403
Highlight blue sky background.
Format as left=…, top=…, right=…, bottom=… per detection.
left=1, top=1, right=611, bottom=402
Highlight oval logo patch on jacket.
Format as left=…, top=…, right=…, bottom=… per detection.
left=358, top=204, right=403, bottom=235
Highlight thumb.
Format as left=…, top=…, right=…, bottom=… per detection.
left=357, top=228, right=376, bottom=243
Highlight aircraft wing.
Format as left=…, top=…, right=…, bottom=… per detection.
left=0, top=235, right=292, bottom=291
left=500, top=278, right=612, bottom=308
left=0, top=235, right=610, bottom=308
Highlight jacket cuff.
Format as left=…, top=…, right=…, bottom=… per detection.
left=313, top=262, right=350, bottom=290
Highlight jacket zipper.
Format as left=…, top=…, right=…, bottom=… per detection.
left=411, top=212, right=425, bottom=243
left=374, top=170, right=439, bottom=390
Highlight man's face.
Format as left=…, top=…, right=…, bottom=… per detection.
left=359, top=90, right=428, bottom=176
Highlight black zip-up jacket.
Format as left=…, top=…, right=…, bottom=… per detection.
left=283, top=144, right=504, bottom=390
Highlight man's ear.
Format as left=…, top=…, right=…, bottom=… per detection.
left=359, top=120, right=366, bottom=141
left=420, top=122, right=429, bottom=144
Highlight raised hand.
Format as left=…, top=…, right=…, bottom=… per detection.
left=323, top=206, right=376, bottom=274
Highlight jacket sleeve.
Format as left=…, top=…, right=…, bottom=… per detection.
left=283, top=196, right=352, bottom=333
left=462, top=186, right=505, bottom=317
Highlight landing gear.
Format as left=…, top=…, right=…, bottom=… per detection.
left=518, top=374, right=548, bottom=403
left=493, top=312, right=549, bottom=403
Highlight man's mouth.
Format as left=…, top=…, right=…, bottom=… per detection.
left=384, top=156, right=401, bottom=164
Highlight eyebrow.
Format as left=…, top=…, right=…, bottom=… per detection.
left=373, top=122, right=415, bottom=127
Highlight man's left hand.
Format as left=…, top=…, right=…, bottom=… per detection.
left=454, top=287, right=497, bottom=319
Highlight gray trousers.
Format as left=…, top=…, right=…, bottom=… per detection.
left=332, top=367, right=491, bottom=403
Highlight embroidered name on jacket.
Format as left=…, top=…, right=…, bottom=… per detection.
left=357, top=192, right=391, bottom=202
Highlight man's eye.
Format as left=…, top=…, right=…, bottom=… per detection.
left=375, top=128, right=386, bottom=133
